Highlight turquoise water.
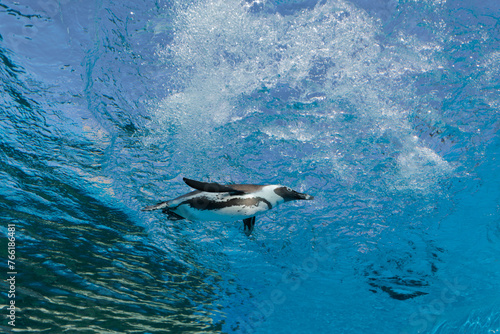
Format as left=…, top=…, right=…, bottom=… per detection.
left=0, top=0, right=499, bottom=333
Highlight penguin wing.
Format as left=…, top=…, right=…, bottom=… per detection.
left=243, top=217, right=256, bottom=236
left=183, top=178, right=245, bottom=194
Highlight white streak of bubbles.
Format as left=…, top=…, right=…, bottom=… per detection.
left=146, top=0, right=452, bottom=192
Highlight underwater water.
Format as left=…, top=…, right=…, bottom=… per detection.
left=0, top=0, right=499, bottom=333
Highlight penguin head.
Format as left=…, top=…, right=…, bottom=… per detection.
left=274, top=186, right=314, bottom=202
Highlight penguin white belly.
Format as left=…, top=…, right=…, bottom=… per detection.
left=171, top=193, right=272, bottom=222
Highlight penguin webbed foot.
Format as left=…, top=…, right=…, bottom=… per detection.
left=142, top=201, right=169, bottom=212
left=162, top=209, right=185, bottom=221
left=243, top=217, right=256, bottom=236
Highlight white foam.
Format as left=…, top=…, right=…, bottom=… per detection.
left=146, top=0, right=451, bottom=191
left=396, top=141, right=453, bottom=192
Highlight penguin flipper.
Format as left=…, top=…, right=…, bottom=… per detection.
left=243, top=217, right=256, bottom=236
left=183, top=178, right=244, bottom=194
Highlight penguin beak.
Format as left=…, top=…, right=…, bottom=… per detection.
left=295, top=192, right=314, bottom=200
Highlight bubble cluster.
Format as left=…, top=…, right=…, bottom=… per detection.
left=147, top=0, right=452, bottom=191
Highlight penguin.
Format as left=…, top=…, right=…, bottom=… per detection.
left=142, top=177, right=314, bottom=236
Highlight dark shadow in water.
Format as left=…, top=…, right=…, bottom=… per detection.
left=0, top=131, right=224, bottom=332
left=0, top=175, right=224, bottom=332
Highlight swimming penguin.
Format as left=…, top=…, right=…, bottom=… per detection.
left=142, top=177, right=314, bottom=236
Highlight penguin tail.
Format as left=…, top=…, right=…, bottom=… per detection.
left=141, top=201, right=170, bottom=211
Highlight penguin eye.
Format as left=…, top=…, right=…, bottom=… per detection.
left=286, top=187, right=292, bottom=192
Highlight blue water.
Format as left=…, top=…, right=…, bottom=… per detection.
left=0, top=0, right=499, bottom=333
